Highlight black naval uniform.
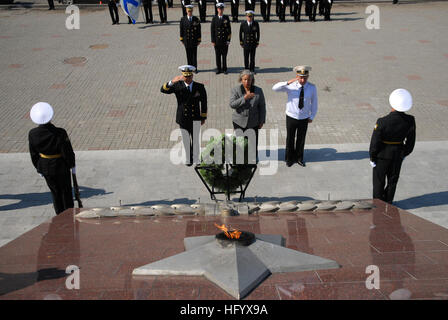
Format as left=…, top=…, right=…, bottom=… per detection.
left=180, top=15, right=202, bottom=69
left=48, top=0, right=55, bottom=10
left=245, top=0, right=255, bottom=11
left=143, top=0, right=153, bottom=23
left=211, top=14, right=232, bottom=73
left=306, top=0, right=318, bottom=21
left=278, top=0, right=288, bottom=21
left=369, top=111, right=416, bottom=203
left=167, top=0, right=173, bottom=8
left=196, top=0, right=207, bottom=22
left=293, top=0, right=304, bottom=21
left=29, top=123, right=76, bottom=215
left=260, top=0, right=272, bottom=22
left=321, top=0, right=332, bottom=21
left=231, top=0, right=239, bottom=22
left=161, top=80, right=207, bottom=164
left=157, top=0, right=167, bottom=23
left=108, top=0, right=119, bottom=24
left=240, top=19, right=260, bottom=72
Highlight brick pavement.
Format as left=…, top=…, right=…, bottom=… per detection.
left=1, top=2, right=448, bottom=153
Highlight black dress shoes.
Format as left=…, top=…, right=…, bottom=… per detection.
left=297, top=161, right=306, bottom=167
left=286, top=161, right=293, bottom=167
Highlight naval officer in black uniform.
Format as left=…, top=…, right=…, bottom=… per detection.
left=196, top=0, right=207, bottom=22
left=321, top=0, right=332, bottom=21
left=161, top=65, right=207, bottom=166
left=260, top=0, right=272, bottom=22
left=157, top=0, right=167, bottom=23
left=211, top=3, right=232, bottom=74
left=28, top=102, right=76, bottom=215
left=180, top=5, right=202, bottom=71
left=239, top=10, right=260, bottom=73
left=369, top=89, right=416, bottom=203
left=230, top=0, right=240, bottom=22
left=142, top=0, right=154, bottom=24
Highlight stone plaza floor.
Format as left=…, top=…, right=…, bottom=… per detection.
left=0, top=1, right=448, bottom=300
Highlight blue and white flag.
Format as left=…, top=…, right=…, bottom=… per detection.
left=120, top=0, right=141, bottom=24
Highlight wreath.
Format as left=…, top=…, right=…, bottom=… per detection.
left=198, top=134, right=255, bottom=193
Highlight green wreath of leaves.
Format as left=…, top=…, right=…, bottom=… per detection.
left=198, top=134, right=254, bottom=193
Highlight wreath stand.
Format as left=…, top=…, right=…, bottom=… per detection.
left=194, top=163, right=257, bottom=202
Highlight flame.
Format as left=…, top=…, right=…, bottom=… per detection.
left=214, top=223, right=242, bottom=240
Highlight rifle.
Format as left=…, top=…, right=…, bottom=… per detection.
left=72, top=172, right=83, bottom=208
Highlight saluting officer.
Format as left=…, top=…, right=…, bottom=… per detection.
left=369, top=89, right=416, bottom=204
left=28, top=102, right=76, bottom=215
left=239, top=10, right=260, bottom=73
left=157, top=0, right=167, bottom=23
left=321, top=0, right=332, bottom=21
left=272, top=66, right=318, bottom=167
left=211, top=3, right=232, bottom=74
left=231, top=0, right=240, bottom=22
left=180, top=5, right=202, bottom=72
left=196, top=0, right=207, bottom=22
left=160, top=65, right=207, bottom=166
left=260, top=0, right=272, bottom=22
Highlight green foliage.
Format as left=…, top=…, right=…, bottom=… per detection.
left=198, top=134, right=254, bottom=193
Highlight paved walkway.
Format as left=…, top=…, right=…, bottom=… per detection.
left=0, top=2, right=448, bottom=246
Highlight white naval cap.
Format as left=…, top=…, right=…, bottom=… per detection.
left=178, top=65, right=196, bottom=76
left=185, top=4, right=194, bottom=9
left=389, top=88, right=413, bottom=112
left=245, top=10, right=255, bottom=16
left=216, top=2, right=225, bottom=7
left=293, top=65, right=312, bottom=76
left=30, top=102, right=54, bottom=125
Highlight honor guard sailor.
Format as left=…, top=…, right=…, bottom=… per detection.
left=272, top=66, right=318, bottom=167
left=369, top=89, right=416, bottom=203
left=211, top=3, right=232, bottom=74
left=28, top=102, right=76, bottom=215
left=180, top=5, right=202, bottom=71
left=161, top=65, right=207, bottom=166
left=239, top=10, right=260, bottom=73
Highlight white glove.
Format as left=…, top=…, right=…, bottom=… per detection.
left=71, top=167, right=76, bottom=174
left=38, top=172, right=43, bottom=178
left=369, top=161, right=376, bottom=168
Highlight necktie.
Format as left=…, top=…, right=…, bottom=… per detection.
left=299, top=86, right=304, bottom=109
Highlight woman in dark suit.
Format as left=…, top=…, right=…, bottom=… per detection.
left=229, top=70, right=266, bottom=163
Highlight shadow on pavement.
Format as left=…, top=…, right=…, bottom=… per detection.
left=394, top=191, right=448, bottom=210
left=0, top=186, right=111, bottom=211
left=259, top=148, right=369, bottom=162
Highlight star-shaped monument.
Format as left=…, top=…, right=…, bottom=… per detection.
left=132, top=233, right=340, bottom=299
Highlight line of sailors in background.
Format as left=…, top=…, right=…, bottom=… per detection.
left=107, top=0, right=333, bottom=25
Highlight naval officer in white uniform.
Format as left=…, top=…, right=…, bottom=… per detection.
left=272, top=65, right=318, bottom=167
